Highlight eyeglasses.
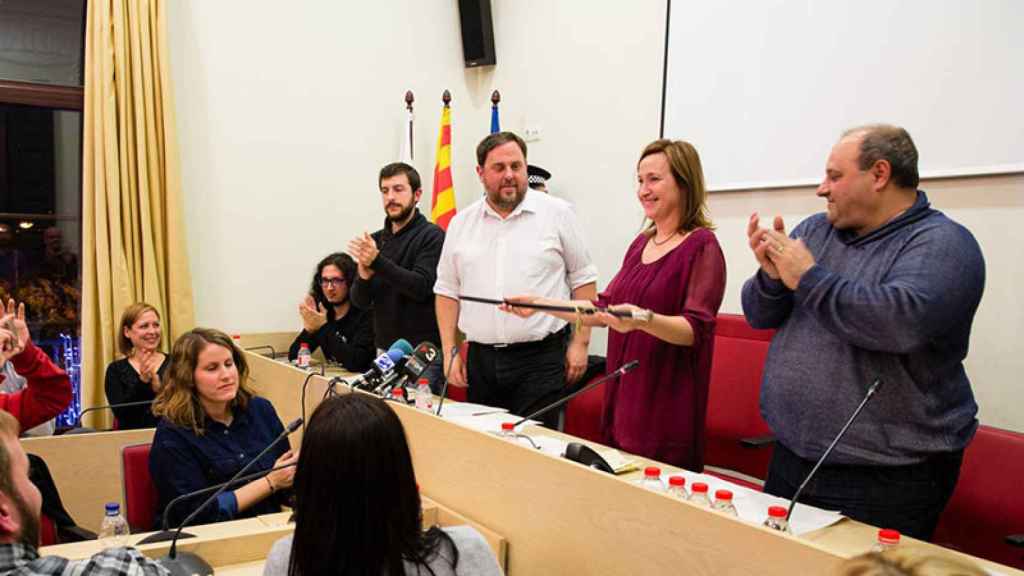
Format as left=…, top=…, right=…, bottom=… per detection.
left=319, top=277, right=346, bottom=288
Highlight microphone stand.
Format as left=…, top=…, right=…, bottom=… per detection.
left=785, top=378, right=882, bottom=523
left=511, top=360, right=640, bottom=428
left=156, top=418, right=302, bottom=576
left=243, top=345, right=277, bottom=358
left=144, top=463, right=298, bottom=535
left=74, top=400, right=155, bottom=428
left=435, top=346, right=460, bottom=417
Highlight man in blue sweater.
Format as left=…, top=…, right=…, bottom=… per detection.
left=742, top=124, right=985, bottom=539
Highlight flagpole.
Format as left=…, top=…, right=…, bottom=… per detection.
left=405, top=90, right=415, bottom=161
left=490, top=90, right=501, bottom=134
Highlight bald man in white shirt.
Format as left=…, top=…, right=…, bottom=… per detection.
left=434, top=132, right=598, bottom=428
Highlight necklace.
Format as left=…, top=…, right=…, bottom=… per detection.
left=651, top=231, right=678, bottom=246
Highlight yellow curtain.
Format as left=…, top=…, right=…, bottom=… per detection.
left=81, top=0, right=193, bottom=428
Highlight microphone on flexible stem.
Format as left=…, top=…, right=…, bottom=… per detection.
left=137, top=462, right=297, bottom=540
left=243, top=345, right=277, bottom=358
left=155, top=417, right=303, bottom=576
left=785, top=378, right=882, bottom=523
left=435, top=346, right=461, bottom=416
left=71, top=400, right=155, bottom=430
left=512, top=360, right=640, bottom=428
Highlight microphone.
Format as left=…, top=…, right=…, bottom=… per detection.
left=435, top=346, right=460, bottom=416
left=377, top=341, right=439, bottom=397
left=351, top=339, right=413, bottom=391
left=511, top=360, right=639, bottom=428
left=74, top=400, right=155, bottom=428
left=136, top=462, right=298, bottom=543
left=155, top=417, right=303, bottom=576
left=785, top=378, right=882, bottom=523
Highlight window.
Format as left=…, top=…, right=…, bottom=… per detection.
left=0, top=0, right=85, bottom=431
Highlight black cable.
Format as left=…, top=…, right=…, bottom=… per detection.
left=299, top=371, right=317, bottom=431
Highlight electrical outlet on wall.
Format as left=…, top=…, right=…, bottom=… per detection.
left=523, top=125, right=543, bottom=142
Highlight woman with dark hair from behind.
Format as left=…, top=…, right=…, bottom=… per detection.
left=288, top=252, right=375, bottom=371
left=263, top=394, right=502, bottom=576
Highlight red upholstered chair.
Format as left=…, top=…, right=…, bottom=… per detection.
left=932, top=425, right=1024, bottom=570
left=562, top=375, right=606, bottom=443
left=121, top=443, right=159, bottom=533
left=703, top=313, right=776, bottom=488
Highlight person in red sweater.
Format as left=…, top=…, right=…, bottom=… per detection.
left=0, top=299, right=71, bottom=432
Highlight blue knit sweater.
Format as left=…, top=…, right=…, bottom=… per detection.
left=742, top=191, right=984, bottom=466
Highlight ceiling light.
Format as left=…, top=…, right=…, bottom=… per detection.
left=18, top=221, right=33, bottom=229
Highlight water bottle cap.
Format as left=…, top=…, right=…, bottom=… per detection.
left=714, top=489, right=733, bottom=501
left=691, top=482, right=708, bottom=493
left=768, top=505, right=787, bottom=518
left=417, top=378, right=429, bottom=386
left=643, top=466, right=661, bottom=478
left=390, top=388, right=403, bottom=397
left=501, top=422, right=515, bottom=431
left=105, top=502, right=120, bottom=514
left=878, top=529, right=900, bottom=544
left=300, top=343, right=309, bottom=349
left=668, top=475, right=686, bottom=486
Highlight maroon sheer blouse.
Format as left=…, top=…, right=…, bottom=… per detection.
left=596, top=228, right=726, bottom=470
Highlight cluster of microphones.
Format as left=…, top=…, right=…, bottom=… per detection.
left=344, top=338, right=440, bottom=399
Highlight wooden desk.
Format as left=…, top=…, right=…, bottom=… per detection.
left=23, top=429, right=154, bottom=533
left=242, top=352, right=1022, bottom=575
left=41, top=500, right=507, bottom=574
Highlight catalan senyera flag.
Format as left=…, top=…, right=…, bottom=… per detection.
left=430, top=104, right=457, bottom=231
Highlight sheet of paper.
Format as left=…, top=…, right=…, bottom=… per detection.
left=634, top=471, right=843, bottom=535
left=437, top=402, right=508, bottom=418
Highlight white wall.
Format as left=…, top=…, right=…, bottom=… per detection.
left=166, top=1, right=1023, bottom=431
left=166, top=0, right=663, bottom=349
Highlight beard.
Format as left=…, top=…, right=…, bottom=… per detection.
left=386, top=201, right=416, bottom=225
left=13, top=490, right=39, bottom=548
left=486, top=183, right=526, bottom=212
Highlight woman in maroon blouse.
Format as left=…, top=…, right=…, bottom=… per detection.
left=504, top=139, right=726, bottom=470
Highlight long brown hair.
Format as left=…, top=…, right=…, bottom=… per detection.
left=638, top=139, right=714, bottom=234
left=118, top=302, right=161, bottom=356
left=152, top=328, right=253, bottom=434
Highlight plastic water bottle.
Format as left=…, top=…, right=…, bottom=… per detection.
left=98, top=502, right=129, bottom=545
left=640, top=466, right=664, bottom=492
left=711, top=489, right=738, bottom=516
left=414, top=378, right=433, bottom=412
left=688, top=482, right=711, bottom=506
left=667, top=475, right=689, bottom=499
left=764, top=505, right=790, bottom=532
left=297, top=343, right=311, bottom=368
left=872, top=529, right=901, bottom=552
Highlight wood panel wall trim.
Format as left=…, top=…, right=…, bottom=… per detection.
left=0, top=79, right=84, bottom=110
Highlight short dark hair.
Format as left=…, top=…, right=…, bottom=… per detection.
left=287, top=394, right=458, bottom=575
left=843, top=124, right=920, bottom=189
left=310, top=253, right=356, bottom=315
left=476, top=131, right=527, bottom=166
left=378, top=162, right=421, bottom=192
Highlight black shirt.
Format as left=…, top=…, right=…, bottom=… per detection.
left=149, top=396, right=290, bottom=528
left=350, top=210, right=444, bottom=349
left=103, top=356, right=169, bottom=429
left=287, top=305, right=375, bottom=371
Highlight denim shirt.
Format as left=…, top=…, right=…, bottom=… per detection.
left=742, top=191, right=985, bottom=466
left=149, top=396, right=289, bottom=528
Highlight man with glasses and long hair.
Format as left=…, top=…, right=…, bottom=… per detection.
left=288, top=253, right=374, bottom=372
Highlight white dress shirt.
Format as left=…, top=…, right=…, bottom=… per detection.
left=434, top=190, right=598, bottom=345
